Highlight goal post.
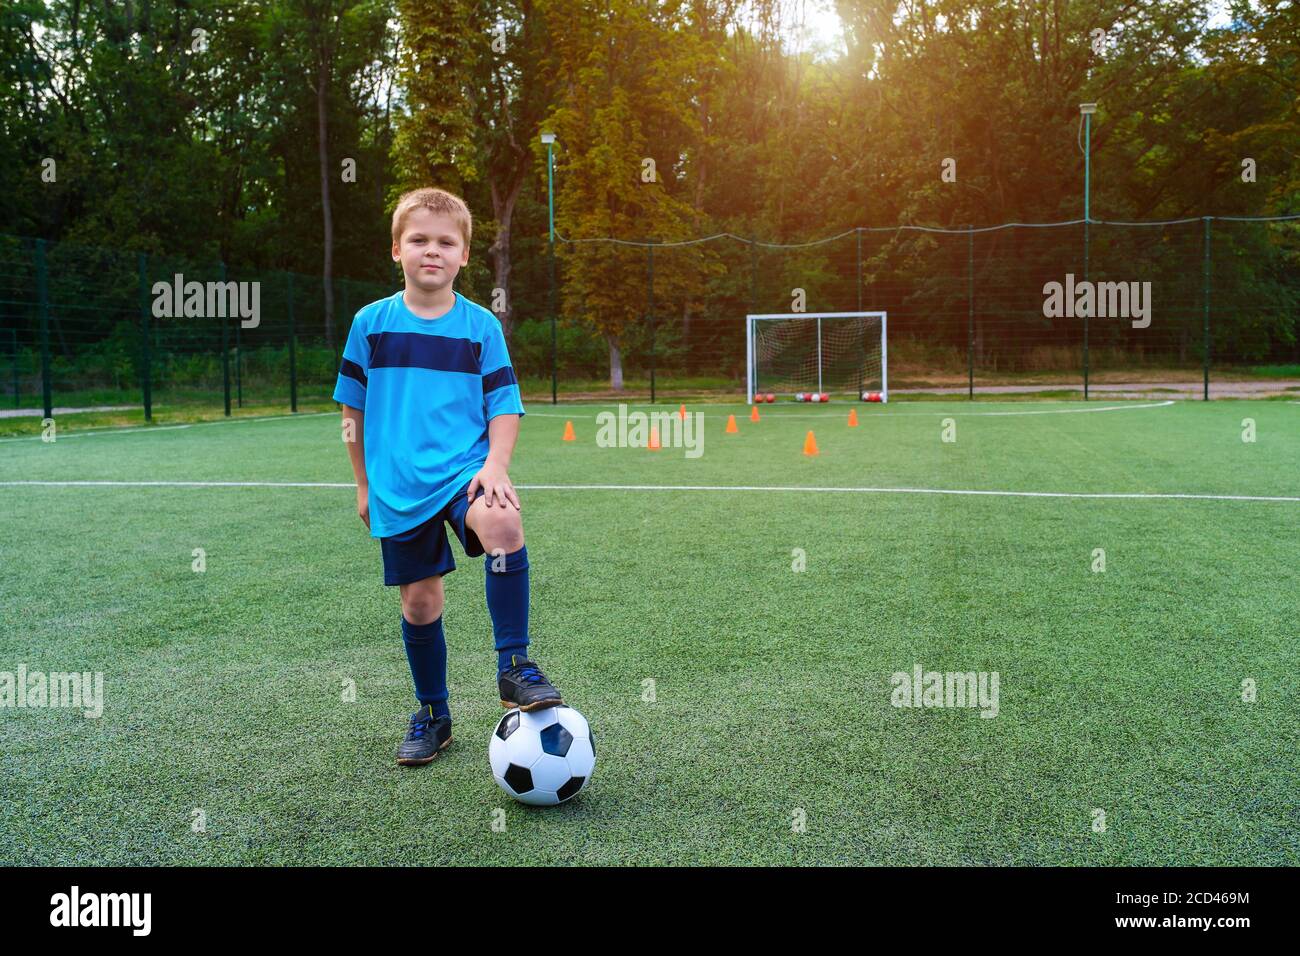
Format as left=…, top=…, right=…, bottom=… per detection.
left=746, top=311, right=888, bottom=403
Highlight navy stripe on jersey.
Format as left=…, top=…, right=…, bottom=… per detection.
left=482, top=365, right=518, bottom=394
left=339, top=358, right=368, bottom=387
left=366, top=332, right=482, bottom=375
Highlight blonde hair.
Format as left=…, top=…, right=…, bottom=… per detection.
left=390, top=187, right=472, bottom=248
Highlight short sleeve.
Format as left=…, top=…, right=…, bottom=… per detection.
left=333, top=312, right=370, bottom=410
left=480, top=318, right=525, bottom=420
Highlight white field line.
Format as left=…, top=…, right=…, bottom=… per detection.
left=525, top=400, right=1178, bottom=418
left=0, top=402, right=1179, bottom=443
left=1, top=479, right=1295, bottom=503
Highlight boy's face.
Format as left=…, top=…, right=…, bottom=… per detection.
left=393, top=208, right=469, bottom=294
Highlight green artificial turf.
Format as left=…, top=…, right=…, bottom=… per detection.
left=1, top=398, right=1296, bottom=865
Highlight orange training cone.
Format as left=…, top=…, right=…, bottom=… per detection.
left=679, top=403, right=687, bottom=420
left=750, top=404, right=761, bottom=422
left=648, top=426, right=661, bottom=451
left=803, top=430, right=819, bottom=456
left=725, top=414, right=738, bottom=434
left=847, top=408, right=858, bottom=427
left=562, top=420, right=576, bottom=441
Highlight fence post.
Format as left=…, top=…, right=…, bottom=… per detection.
left=967, top=227, right=975, bottom=400
left=855, top=228, right=862, bottom=312
left=647, top=240, right=655, bottom=404
left=235, top=275, right=243, bottom=409
left=1082, top=220, right=1090, bottom=400
left=548, top=228, right=557, bottom=405
left=36, top=239, right=52, bottom=420
left=335, top=280, right=345, bottom=374
left=1203, top=217, right=1211, bottom=401
left=856, top=228, right=864, bottom=400
left=10, top=328, right=18, bottom=409
left=220, top=262, right=231, bottom=416
left=754, top=235, right=763, bottom=402
left=287, top=273, right=298, bottom=413
left=138, top=253, right=152, bottom=422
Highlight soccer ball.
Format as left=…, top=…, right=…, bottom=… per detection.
left=489, top=705, right=595, bottom=806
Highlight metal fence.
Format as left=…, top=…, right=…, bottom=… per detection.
left=2, top=215, right=1297, bottom=419
left=0, top=235, right=397, bottom=419
left=544, top=215, right=1299, bottom=401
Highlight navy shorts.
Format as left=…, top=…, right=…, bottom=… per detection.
left=379, top=481, right=486, bottom=585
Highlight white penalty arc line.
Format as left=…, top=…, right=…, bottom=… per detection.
left=1, top=479, right=1295, bottom=503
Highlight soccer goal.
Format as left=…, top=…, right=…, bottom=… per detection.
left=746, top=311, right=887, bottom=403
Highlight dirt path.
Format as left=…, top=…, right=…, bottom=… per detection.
left=531, top=380, right=1300, bottom=401
left=894, top=381, right=1300, bottom=398
left=0, top=404, right=138, bottom=419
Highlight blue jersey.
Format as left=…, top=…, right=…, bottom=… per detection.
left=332, top=289, right=525, bottom=537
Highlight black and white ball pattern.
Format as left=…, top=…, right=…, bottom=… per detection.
left=489, top=705, right=595, bottom=806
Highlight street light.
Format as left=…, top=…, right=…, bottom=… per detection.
left=540, top=132, right=556, bottom=242
left=540, top=132, right=557, bottom=403
left=1079, top=103, right=1097, bottom=222
left=1078, top=103, right=1097, bottom=401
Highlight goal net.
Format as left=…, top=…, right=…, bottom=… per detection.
left=746, top=312, right=887, bottom=403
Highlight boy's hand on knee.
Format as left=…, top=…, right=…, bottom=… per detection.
left=468, top=463, right=521, bottom=511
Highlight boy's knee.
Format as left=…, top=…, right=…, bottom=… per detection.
left=471, top=502, right=525, bottom=552
left=400, top=577, right=444, bottom=624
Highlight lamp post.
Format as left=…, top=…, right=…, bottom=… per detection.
left=541, top=132, right=557, bottom=405
left=1079, top=103, right=1097, bottom=400
left=1079, top=103, right=1097, bottom=222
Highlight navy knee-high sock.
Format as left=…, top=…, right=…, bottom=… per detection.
left=401, top=615, right=450, bottom=719
left=485, top=545, right=530, bottom=674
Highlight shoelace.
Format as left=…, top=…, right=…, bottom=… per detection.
left=515, top=665, right=544, bottom=685
left=407, top=714, right=434, bottom=740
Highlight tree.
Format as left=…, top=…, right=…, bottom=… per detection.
left=534, top=0, right=705, bottom=389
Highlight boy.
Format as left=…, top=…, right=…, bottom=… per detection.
left=334, top=187, right=562, bottom=766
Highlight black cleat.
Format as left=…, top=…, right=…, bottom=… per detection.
left=396, top=705, right=453, bottom=766
left=498, top=655, right=564, bottom=712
